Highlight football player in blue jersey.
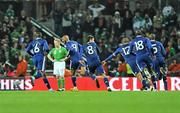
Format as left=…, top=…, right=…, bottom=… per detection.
left=61, top=35, right=86, bottom=91
left=26, top=30, right=53, bottom=91
left=83, top=35, right=111, bottom=91
left=103, top=37, right=150, bottom=90
left=129, top=30, right=157, bottom=90
left=150, top=34, right=168, bottom=90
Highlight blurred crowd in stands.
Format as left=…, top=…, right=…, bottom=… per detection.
left=0, top=0, right=179, bottom=77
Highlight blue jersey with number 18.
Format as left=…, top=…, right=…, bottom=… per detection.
left=83, top=42, right=101, bottom=66
left=129, top=35, right=153, bottom=56
left=26, top=37, right=49, bottom=57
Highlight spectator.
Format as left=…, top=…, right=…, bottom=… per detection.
left=16, top=55, right=28, bottom=77
left=5, top=4, right=15, bottom=18
left=72, top=15, right=83, bottom=43
left=113, top=2, right=120, bottom=16
left=52, top=4, right=63, bottom=36
left=168, top=60, right=180, bottom=76
left=118, top=61, right=127, bottom=77
left=112, top=11, right=123, bottom=38
left=134, top=1, right=143, bottom=16
left=18, top=10, right=27, bottom=23
left=122, top=10, right=133, bottom=37
left=93, top=12, right=106, bottom=35
left=144, top=13, right=153, bottom=31
left=153, top=10, right=163, bottom=35
left=62, top=8, right=73, bottom=37
left=88, top=2, right=105, bottom=18
left=3, top=61, right=15, bottom=77
left=121, top=4, right=132, bottom=18
left=133, top=12, right=145, bottom=31
left=143, top=3, right=156, bottom=20
left=166, top=41, right=176, bottom=58
left=83, top=14, right=94, bottom=35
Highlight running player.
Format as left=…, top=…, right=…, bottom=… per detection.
left=103, top=37, right=150, bottom=90
left=150, top=34, right=168, bottom=90
left=83, top=35, right=111, bottom=91
left=61, top=35, right=86, bottom=91
left=26, top=30, right=53, bottom=91
left=129, top=30, right=157, bottom=90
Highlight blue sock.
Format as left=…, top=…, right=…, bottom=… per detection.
left=103, top=77, right=109, bottom=87
left=71, top=76, right=77, bottom=87
left=142, top=79, right=148, bottom=88
left=151, top=76, right=157, bottom=89
left=35, top=71, right=42, bottom=79
left=163, top=76, right=168, bottom=90
left=90, top=74, right=96, bottom=80
left=43, top=78, right=51, bottom=89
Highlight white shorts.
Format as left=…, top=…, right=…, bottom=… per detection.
left=53, top=61, right=66, bottom=77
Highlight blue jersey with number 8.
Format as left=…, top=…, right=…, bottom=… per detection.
left=83, top=42, right=101, bottom=66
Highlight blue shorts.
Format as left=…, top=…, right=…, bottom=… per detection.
left=127, top=59, right=140, bottom=75
left=71, top=60, right=86, bottom=70
left=136, top=53, right=154, bottom=71
left=32, top=55, right=46, bottom=71
left=154, top=57, right=165, bottom=77
left=88, top=63, right=105, bottom=75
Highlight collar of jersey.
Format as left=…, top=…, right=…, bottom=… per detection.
left=136, top=35, right=142, bottom=37
left=36, top=37, right=42, bottom=40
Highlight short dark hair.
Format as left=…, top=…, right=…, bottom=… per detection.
left=87, top=35, right=94, bottom=41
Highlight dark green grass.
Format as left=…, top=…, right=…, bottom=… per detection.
left=0, top=91, right=179, bottom=113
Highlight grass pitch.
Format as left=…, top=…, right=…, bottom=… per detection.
left=0, top=91, right=179, bottom=113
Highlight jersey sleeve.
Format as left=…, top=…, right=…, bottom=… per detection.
left=146, top=38, right=154, bottom=55
left=63, top=47, right=68, bottom=56
left=43, top=40, right=49, bottom=52
left=25, top=41, right=32, bottom=52
left=25, top=41, right=34, bottom=56
left=158, top=41, right=166, bottom=57
left=93, top=42, right=100, bottom=54
left=48, top=48, right=54, bottom=56
left=104, top=47, right=121, bottom=62
left=78, top=43, right=83, bottom=56
left=129, top=41, right=134, bottom=54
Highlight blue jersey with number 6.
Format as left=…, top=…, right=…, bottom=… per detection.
left=26, top=38, right=49, bottom=56
left=26, top=37, right=49, bottom=71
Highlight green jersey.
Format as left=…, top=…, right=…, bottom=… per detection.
left=48, top=47, right=68, bottom=61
